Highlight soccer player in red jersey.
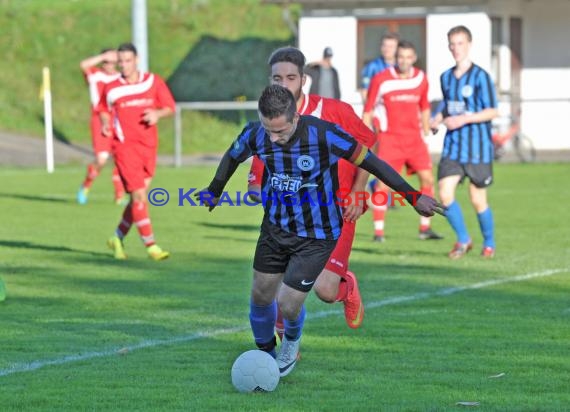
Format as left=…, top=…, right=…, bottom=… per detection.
left=98, top=43, right=175, bottom=261
left=247, top=47, right=376, bottom=329
left=76, top=49, right=125, bottom=205
left=363, top=40, right=443, bottom=243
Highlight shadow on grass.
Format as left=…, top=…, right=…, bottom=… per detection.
left=0, top=192, right=70, bottom=203
left=195, top=221, right=260, bottom=232
left=0, top=240, right=107, bottom=257
left=37, top=114, right=92, bottom=155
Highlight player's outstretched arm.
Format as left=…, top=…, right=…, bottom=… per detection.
left=194, top=150, right=241, bottom=211
left=357, top=150, right=446, bottom=217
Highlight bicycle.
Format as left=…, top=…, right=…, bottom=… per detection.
left=492, top=110, right=536, bottom=163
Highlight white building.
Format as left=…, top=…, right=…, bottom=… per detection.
left=265, top=0, right=570, bottom=151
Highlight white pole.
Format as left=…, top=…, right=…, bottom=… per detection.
left=132, top=0, right=149, bottom=72
left=43, top=67, right=54, bottom=173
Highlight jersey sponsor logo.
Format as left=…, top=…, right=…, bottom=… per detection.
left=447, top=101, right=466, bottom=115
left=461, top=85, right=474, bottom=98
left=297, top=155, right=315, bottom=171
left=390, top=94, right=420, bottom=103
left=119, top=97, right=154, bottom=109
left=270, top=173, right=302, bottom=192
left=269, top=173, right=317, bottom=194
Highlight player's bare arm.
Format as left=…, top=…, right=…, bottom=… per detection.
left=142, top=107, right=174, bottom=126
left=100, top=112, right=112, bottom=137
left=361, top=111, right=375, bottom=132
left=444, top=108, right=498, bottom=131
left=421, top=109, right=432, bottom=137
left=80, top=50, right=117, bottom=74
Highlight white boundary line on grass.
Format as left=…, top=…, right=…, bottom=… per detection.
left=0, top=267, right=567, bottom=378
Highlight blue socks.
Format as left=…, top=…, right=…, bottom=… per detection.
left=284, top=304, right=306, bottom=342
left=446, top=201, right=470, bottom=244
left=249, top=300, right=277, bottom=357
left=477, top=207, right=495, bottom=248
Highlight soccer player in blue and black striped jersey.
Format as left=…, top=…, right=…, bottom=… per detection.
left=431, top=25, right=499, bottom=259
left=197, top=85, right=444, bottom=377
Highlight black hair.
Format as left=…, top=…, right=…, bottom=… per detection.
left=397, top=40, right=416, bottom=52
left=267, top=46, right=306, bottom=75
left=258, top=85, right=297, bottom=122
left=117, top=42, right=138, bottom=55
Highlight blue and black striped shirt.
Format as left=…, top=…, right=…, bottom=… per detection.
left=440, top=63, right=498, bottom=164
left=229, top=116, right=362, bottom=240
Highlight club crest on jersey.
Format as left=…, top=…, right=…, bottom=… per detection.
left=233, top=140, right=240, bottom=151
left=297, top=155, right=315, bottom=171
left=461, top=85, right=474, bottom=98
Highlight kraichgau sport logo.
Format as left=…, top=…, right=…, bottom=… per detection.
left=297, top=155, right=315, bottom=171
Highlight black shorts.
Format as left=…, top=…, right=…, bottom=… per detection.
left=438, top=157, right=493, bottom=188
left=253, top=221, right=338, bottom=292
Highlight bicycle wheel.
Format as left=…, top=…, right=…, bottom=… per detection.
left=514, top=133, right=536, bottom=163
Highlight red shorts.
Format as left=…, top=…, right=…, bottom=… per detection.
left=114, top=142, right=156, bottom=193
left=378, top=139, right=432, bottom=175
left=90, top=113, right=113, bottom=155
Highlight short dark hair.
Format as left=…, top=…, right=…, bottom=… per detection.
left=381, top=32, right=400, bottom=43
left=258, top=85, right=297, bottom=122
left=268, top=46, right=306, bottom=75
left=397, top=40, right=416, bottom=52
left=100, top=47, right=115, bottom=54
left=447, top=25, right=472, bottom=42
left=117, top=42, right=138, bottom=55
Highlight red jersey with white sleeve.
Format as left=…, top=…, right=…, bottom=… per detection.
left=364, top=66, right=429, bottom=144
left=98, top=72, right=176, bottom=149
left=84, top=67, right=121, bottom=113
left=248, top=94, right=376, bottom=189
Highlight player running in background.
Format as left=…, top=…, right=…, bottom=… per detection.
left=99, top=43, right=175, bottom=261
left=76, top=49, right=125, bottom=205
left=363, top=40, right=443, bottom=243
left=197, top=85, right=444, bottom=377
left=248, top=47, right=376, bottom=330
left=430, top=26, right=498, bottom=259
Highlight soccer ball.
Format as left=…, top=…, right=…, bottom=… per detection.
left=231, top=350, right=280, bottom=393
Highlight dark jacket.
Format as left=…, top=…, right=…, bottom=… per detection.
left=304, top=63, right=341, bottom=100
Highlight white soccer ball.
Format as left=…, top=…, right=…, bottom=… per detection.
left=231, top=349, right=280, bottom=393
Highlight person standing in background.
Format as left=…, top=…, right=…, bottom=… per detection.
left=430, top=25, right=499, bottom=259
left=304, top=47, right=340, bottom=100
left=360, top=32, right=399, bottom=102
left=100, top=43, right=175, bottom=261
left=76, top=49, right=125, bottom=205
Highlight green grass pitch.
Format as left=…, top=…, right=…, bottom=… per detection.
left=0, top=162, right=569, bottom=410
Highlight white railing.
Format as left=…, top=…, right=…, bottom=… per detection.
left=174, top=101, right=258, bottom=167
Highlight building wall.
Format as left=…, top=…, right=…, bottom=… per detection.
left=298, top=16, right=360, bottom=105
left=297, top=1, right=570, bottom=151
left=519, top=0, right=570, bottom=149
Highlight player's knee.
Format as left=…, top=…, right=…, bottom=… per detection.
left=250, top=286, right=273, bottom=306
left=278, top=301, right=301, bottom=320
